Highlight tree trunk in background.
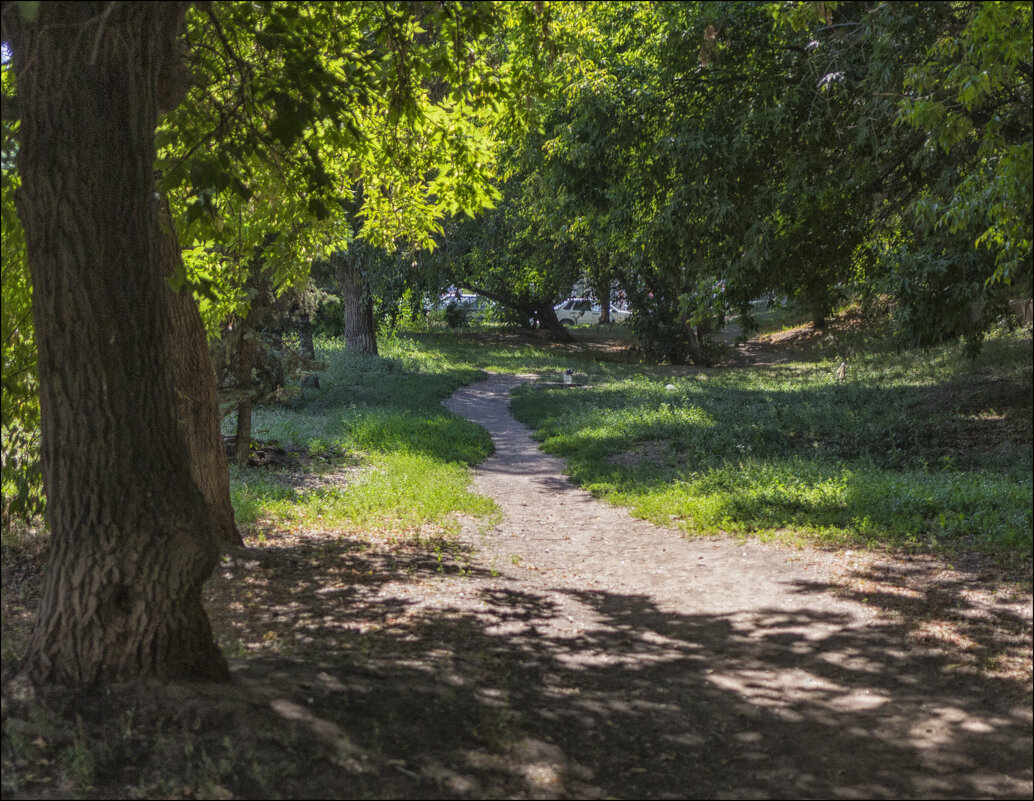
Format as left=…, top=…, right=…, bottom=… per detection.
left=8, top=2, right=231, bottom=685
left=298, top=313, right=320, bottom=389
left=534, top=303, right=576, bottom=342
left=597, top=283, right=612, bottom=324
left=466, top=285, right=576, bottom=343
left=234, top=328, right=254, bottom=466
left=233, top=253, right=279, bottom=466
left=335, top=252, right=378, bottom=355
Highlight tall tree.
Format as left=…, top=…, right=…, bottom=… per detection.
left=3, top=1, right=234, bottom=684
left=2, top=0, right=544, bottom=685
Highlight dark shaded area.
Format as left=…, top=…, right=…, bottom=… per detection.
left=3, top=530, right=1031, bottom=798
left=223, top=436, right=350, bottom=468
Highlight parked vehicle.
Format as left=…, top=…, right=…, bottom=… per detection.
left=554, top=298, right=631, bottom=325
left=426, top=291, right=492, bottom=312
left=425, top=290, right=500, bottom=327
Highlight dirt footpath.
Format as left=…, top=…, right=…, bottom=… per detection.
left=433, top=372, right=1031, bottom=799
left=208, top=372, right=1032, bottom=800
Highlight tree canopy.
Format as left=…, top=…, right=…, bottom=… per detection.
left=436, top=0, right=1031, bottom=359
left=0, top=0, right=548, bottom=685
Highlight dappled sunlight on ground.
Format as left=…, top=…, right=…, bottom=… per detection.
left=194, top=526, right=1032, bottom=798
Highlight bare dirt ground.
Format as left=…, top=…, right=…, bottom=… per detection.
left=2, top=331, right=1032, bottom=799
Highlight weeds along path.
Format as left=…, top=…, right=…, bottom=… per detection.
left=436, top=371, right=1032, bottom=800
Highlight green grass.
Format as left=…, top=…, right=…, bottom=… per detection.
left=225, top=320, right=1030, bottom=563
left=226, top=338, right=502, bottom=537
left=231, top=451, right=496, bottom=533
left=226, top=326, right=639, bottom=537
left=509, top=326, right=1033, bottom=563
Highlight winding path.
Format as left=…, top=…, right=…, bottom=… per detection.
left=431, top=372, right=1032, bottom=799
left=445, top=373, right=857, bottom=618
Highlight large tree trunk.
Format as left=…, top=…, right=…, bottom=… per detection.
left=334, top=251, right=378, bottom=355
left=532, top=302, right=575, bottom=342
left=8, top=2, right=231, bottom=685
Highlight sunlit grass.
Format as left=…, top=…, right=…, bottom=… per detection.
left=228, top=321, right=1030, bottom=563
left=511, top=326, right=1033, bottom=563
left=604, top=459, right=1032, bottom=554
left=231, top=452, right=496, bottom=534
left=228, top=337, right=501, bottom=538
left=227, top=326, right=639, bottom=539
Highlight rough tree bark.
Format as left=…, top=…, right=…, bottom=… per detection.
left=160, top=197, right=242, bottom=547
left=334, top=250, right=379, bottom=356
left=6, top=1, right=233, bottom=684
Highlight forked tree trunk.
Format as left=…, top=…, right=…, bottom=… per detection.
left=335, top=252, right=378, bottom=355
left=8, top=2, right=231, bottom=685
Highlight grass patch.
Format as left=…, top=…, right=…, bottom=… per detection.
left=511, top=326, right=1033, bottom=564
left=232, top=451, right=496, bottom=534
left=226, top=338, right=502, bottom=538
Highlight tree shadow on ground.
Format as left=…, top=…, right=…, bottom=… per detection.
left=799, top=553, right=1033, bottom=692
left=4, top=531, right=1029, bottom=799
left=189, top=533, right=1032, bottom=799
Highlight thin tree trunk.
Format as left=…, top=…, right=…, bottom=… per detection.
left=598, top=283, right=612, bottom=324
left=9, top=2, right=230, bottom=685
left=298, top=313, right=320, bottom=389
left=233, top=252, right=276, bottom=466
left=335, top=252, right=378, bottom=355
left=235, top=327, right=254, bottom=466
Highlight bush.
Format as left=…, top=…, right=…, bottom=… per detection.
left=443, top=301, right=469, bottom=329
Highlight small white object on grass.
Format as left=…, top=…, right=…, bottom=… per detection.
left=666, top=383, right=677, bottom=391
left=563, top=368, right=573, bottom=385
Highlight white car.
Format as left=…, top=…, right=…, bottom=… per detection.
left=554, top=298, right=631, bottom=325
left=429, top=292, right=494, bottom=313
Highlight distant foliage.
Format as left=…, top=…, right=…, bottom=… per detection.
left=445, top=1, right=1031, bottom=359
